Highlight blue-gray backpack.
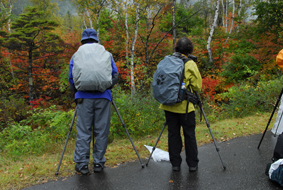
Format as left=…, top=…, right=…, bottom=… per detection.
left=72, top=43, right=112, bottom=92
left=152, top=52, right=193, bottom=105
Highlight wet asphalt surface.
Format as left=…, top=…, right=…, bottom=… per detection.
left=24, top=131, right=283, bottom=190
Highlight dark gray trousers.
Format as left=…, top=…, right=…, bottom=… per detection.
left=74, top=98, right=111, bottom=169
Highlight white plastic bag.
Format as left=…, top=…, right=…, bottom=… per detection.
left=144, top=145, right=170, bottom=162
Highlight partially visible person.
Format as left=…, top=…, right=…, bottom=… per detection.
left=160, top=37, right=202, bottom=172
left=265, top=49, right=283, bottom=186
left=271, top=49, right=283, bottom=136
left=68, top=28, right=119, bottom=174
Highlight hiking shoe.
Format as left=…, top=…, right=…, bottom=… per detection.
left=75, top=164, right=89, bottom=175
left=265, top=163, right=271, bottom=176
left=172, top=166, right=180, bottom=171
left=93, top=164, right=103, bottom=173
left=189, top=166, right=198, bottom=172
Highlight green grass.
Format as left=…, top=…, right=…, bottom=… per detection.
left=0, top=112, right=276, bottom=190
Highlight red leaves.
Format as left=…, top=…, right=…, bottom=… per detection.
left=29, top=96, right=51, bottom=109
left=202, top=77, right=220, bottom=100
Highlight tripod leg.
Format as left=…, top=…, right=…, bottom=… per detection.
left=199, top=104, right=226, bottom=170
left=55, top=107, right=77, bottom=175
left=258, top=87, right=283, bottom=149
left=146, top=122, right=167, bottom=166
left=112, top=100, right=145, bottom=168
left=194, top=92, right=226, bottom=170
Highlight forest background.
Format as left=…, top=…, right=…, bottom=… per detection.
left=0, top=0, right=283, bottom=188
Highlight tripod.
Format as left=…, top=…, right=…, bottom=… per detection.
left=258, top=87, right=283, bottom=149
left=55, top=107, right=77, bottom=175
left=55, top=99, right=144, bottom=175
left=111, top=100, right=145, bottom=168
left=146, top=92, right=226, bottom=170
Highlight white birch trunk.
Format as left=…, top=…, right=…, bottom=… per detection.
left=237, top=0, right=242, bottom=32
left=208, top=0, right=212, bottom=30
left=1, top=1, right=15, bottom=84
left=130, top=5, right=140, bottom=96
left=207, top=0, right=220, bottom=63
left=221, top=0, right=225, bottom=28
left=125, top=0, right=129, bottom=65
left=7, top=2, right=11, bottom=33
left=85, top=8, right=93, bottom=29
left=172, top=0, right=176, bottom=49
left=83, top=14, right=88, bottom=29
left=225, top=0, right=228, bottom=32
left=96, top=14, right=100, bottom=43
left=225, top=0, right=235, bottom=44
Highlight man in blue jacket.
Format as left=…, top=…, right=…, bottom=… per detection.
left=69, top=29, right=119, bottom=174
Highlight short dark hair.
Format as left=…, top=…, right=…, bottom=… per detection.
left=175, top=37, right=193, bottom=55
left=81, top=38, right=98, bottom=45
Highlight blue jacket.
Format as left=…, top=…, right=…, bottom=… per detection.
left=68, top=43, right=119, bottom=101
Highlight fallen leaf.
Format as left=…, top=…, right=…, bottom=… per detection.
left=169, top=180, right=173, bottom=183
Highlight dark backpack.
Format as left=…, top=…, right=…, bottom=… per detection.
left=152, top=52, right=199, bottom=108
left=152, top=52, right=189, bottom=105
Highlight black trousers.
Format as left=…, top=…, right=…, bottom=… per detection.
left=165, top=111, right=199, bottom=167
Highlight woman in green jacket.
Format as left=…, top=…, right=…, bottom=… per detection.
left=160, top=37, right=202, bottom=172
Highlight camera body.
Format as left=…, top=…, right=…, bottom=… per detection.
left=188, top=55, right=197, bottom=62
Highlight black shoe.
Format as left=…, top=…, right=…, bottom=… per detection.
left=172, top=166, right=180, bottom=171
left=189, top=166, right=198, bottom=172
left=75, top=164, right=89, bottom=175
left=265, top=163, right=271, bottom=176
left=93, top=164, right=103, bottom=173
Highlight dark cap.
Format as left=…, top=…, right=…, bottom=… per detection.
left=81, top=28, right=98, bottom=42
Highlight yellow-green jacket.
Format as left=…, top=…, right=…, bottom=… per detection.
left=159, top=57, right=202, bottom=114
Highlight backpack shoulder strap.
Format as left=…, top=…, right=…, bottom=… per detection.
left=172, top=52, right=191, bottom=84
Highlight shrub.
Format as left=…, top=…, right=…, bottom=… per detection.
left=110, top=87, right=165, bottom=138
left=201, top=77, right=220, bottom=101
left=219, top=76, right=283, bottom=118
left=0, top=95, right=31, bottom=131
left=221, top=54, right=261, bottom=84
left=0, top=106, right=76, bottom=159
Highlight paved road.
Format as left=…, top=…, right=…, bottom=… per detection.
left=24, top=131, right=282, bottom=190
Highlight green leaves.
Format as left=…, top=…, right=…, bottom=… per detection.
left=253, top=0, right=283, bottom=40
left=221, top=54, right=260, bottom=84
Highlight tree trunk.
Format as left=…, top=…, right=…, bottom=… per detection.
left=225, top=0, right=235, bottom=44
left=96, top=13, right=100, bottom=43
left=125, top=0, right=129, bottom=65
left=237, top=0, right=242, bottom=33
left=221, top=0, right=225, bottom=28
left=207, top=0, right=220, bottom=63
left=172, top=0, right=176, bottom=50
left=225, top=0, right=228, bottom=32
left=8, top=3, right=15, bottom=84
left=85, top=8, right=93, bottom=29
left=83, top=13, right=87, bottom=29
left=130, top=5, right=140, bottom=96
left=28, top=47, right=34, bottom=102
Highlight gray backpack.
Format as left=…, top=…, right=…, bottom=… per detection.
left=72, top=43, right=112, bottom=92
left=152, top=53, right=189, bottom=105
